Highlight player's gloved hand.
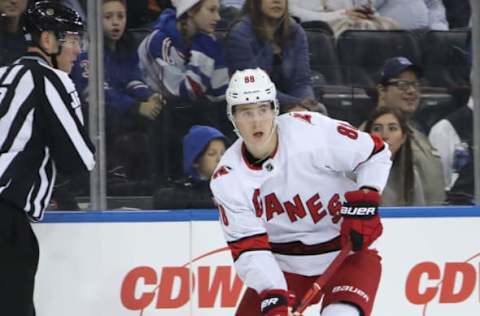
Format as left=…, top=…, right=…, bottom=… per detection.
left=340, top=189, right=383, bottom=251
left=259, top=289, right=296, bottom=316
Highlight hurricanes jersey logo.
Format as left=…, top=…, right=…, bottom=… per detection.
left=292, top=112, right=313, bottom=124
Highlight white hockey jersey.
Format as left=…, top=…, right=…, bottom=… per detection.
left=210, top=112, right=392, bottom=294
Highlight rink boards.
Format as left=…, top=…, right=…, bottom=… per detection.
left=32, top=207, right=480, bottom=316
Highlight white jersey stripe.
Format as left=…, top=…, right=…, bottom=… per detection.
left=0, top=71, right=34, bottom=148
left=0, top=108, right=34, bottom=178
left=24, top=184, right=35, bottom=213
left=0, top=179, right=11, bottom=194
left=44, top=77, right=95, bottom=170
left=33, top=147, right=51, bottom=217
left=40, top=162, right=56, bottom=220
left=3, top=65, right=23, bottom=85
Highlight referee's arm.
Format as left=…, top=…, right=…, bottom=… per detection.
left=41, top=71, right=95, bottom=175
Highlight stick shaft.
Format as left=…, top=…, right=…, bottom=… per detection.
left=293, top=242, right=352, bottom=314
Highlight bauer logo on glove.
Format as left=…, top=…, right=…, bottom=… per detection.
left=340, top=206, right=377, bottom=217
left=340, top=190, right=383, bottom=251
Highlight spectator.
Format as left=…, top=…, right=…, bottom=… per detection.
left=442, top=0, right=470, bottom=29
left=376, top=57, right=422, bottom=116
left=371, top=56, right=445, bottom=205
left=375, top=0, right=449, bottom=30
left=0, top=0, right=29, bottom=66
left=154, top=125, right=227, bottom=209
left=365, top=106, right=425, bottom=206
left=429, top=97, right=473, bottom=204
left=137, top=0, right=229, bottom=102
left=219, top=0, right=244, bottom=28
left=71, top=0, right=162, bottom=191
left=429, top=32, right=473, bottom=204
left=137, top=0, right=230, bottom=183
left=225, top=0, right=326, bottom=113
left=289, top=0, right=398, bottom=37
left=125, top=0, right=171, bottom=28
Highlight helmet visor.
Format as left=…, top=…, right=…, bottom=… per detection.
left=57, top=31, right=85, bottom=50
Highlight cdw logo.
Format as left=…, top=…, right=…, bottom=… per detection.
left=405, top=256, right=480, bottom=306
left=120, top=247, right=244, bottom=311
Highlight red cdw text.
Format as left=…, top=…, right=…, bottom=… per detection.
left=120, top=266, right=244, bottom=310
left=405, top=261, right=479, bottom=305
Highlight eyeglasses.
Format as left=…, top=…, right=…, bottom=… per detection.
left=386, top=79, right=421, bottom=91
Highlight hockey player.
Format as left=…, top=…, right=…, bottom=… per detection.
left=210, top=68, right=392, bottom=316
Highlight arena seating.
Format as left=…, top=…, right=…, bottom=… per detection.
left=336, top=30, right=423, bottom=88
left=304, top=28, right=470, bottom=129
left=421, top=30, right=470, bottom=88
left=305, top=29, right=343, bottom=86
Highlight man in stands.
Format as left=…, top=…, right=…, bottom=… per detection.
left=372, top=56, right=445, bottom=205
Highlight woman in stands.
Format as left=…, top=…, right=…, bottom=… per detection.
left=225, top=0, right=325, bottom=113
left=365, top=106, right=426, bottom=206
left=71, top=0, right=162, bottom=191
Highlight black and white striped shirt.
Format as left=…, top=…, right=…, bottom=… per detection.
left=0, top=52, right=95, bottom=221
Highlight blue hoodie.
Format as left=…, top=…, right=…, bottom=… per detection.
left=183, top=125, right=227, bottom=181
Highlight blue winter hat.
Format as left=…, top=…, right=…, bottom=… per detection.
left=379, top=57, right=423, bottom=84
left=183, top=125, right=227, bottom=179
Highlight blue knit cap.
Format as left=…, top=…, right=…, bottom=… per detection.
left=183, top=125, right=227, bottom=180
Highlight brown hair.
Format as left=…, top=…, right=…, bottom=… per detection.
left=364, top=106, right=415, bottom=204
left=103, top=0, right=127, bottom=7
left=241, top=0, right=291, bottom=46
left=177, top=0, right=204, bottom=48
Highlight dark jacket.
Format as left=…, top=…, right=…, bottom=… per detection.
left=0, top=17, right=27, bottom=66
left=225, top=16, right=314, bottom=111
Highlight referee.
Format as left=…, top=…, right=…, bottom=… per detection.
left=0, top=1, right=95, bottom=315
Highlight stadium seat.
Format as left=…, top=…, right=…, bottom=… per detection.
left=320, top=86, right=375, bottom=127
left=301, top=20, right=334, bottom=36
left=129, top=27, right=153, bottom=48
left=413, top=92, right=457, bottom=134
left=305, top=29, right=343, bottom=86
left=421, top=30, right=470, bottom=88
left=337, top=30, right=422, bottom=88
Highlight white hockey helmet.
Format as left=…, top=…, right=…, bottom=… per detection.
left=226, top=68, right=279, bottom=123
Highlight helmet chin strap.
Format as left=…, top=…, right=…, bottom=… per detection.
left=48, top=45, right=62, bottom=69
left=37, top=35, right=62, bottom=68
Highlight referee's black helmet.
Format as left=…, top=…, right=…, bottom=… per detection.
left=25, top=0, right=84, bottom=40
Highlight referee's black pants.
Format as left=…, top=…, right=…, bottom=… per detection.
left=0, top=200, right=39, bottom=316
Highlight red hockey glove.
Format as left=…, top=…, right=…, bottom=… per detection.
left=259, top=289, right=296, bottom=316
left=340, top=190, right=383, bottom=252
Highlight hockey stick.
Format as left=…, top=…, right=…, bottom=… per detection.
left=291, top=241, right=352, bottom=315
